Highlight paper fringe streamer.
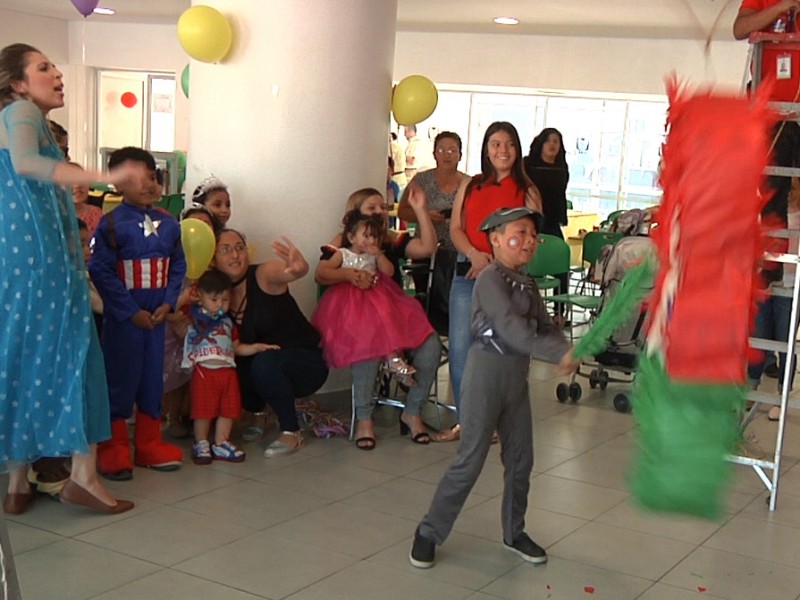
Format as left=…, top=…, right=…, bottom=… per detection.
left=571, top=261, right=655, bottom=361
left=630, top=353, right=742, bottom=520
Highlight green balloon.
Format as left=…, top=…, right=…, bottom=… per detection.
left=180, top=63, right=190, bottom=98
left=175, top=150, right=187, bottom=192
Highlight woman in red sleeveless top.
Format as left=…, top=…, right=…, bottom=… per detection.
left=438, top=121, right=542, bottom=442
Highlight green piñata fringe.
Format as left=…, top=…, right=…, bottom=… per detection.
left=571, top=260, right=655, bottom=361
left=629, top=353, right=743, bottom=520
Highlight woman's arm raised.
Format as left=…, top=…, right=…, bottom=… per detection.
left=256, top=237, right=309, bottom=294
left=404, top=184, right=438, bottom=260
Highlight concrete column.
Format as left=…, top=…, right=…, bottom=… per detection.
left=188, top=0, right=398, bottom=315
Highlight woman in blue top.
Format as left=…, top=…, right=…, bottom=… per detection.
left=0, top=43, right=135, bottom=515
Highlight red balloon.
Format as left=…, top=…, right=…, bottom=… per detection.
left=120, top=92, right=138, bottom=108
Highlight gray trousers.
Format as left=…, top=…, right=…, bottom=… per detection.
left=351, top=333, right=442, bottom=420
left=418, top=348, right=533, bottom=546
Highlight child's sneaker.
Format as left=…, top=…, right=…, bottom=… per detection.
left=503, top=533, right=548, bottom=564
left=211, top=441, right=246, bottom=463
left=192, top=440, right=213, bottom=465
left=409, top=527, right=436, bottom=568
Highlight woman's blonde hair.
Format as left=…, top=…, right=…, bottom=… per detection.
left=345, top=187, right=383, bottom=214
left=0, top=43, right=37, bottom=110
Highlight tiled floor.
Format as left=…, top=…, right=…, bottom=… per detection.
left=4, top=365, right=800, bottom=600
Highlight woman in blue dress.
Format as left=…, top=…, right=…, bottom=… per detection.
left=0, top=43, right=135, bottom=515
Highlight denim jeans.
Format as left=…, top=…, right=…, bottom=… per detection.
left=448, top=268, right=476, bottom=417
left=748, top=294, right=798, bottom=389
left=351, top=333, right=442, bottom=421
left=239, top=348, right=329, bottom=431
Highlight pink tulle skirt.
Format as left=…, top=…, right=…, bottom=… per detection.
left=311, top=273, right=434, bottom=369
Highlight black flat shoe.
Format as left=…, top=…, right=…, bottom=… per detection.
left=355, top=436, right=376, bottom=451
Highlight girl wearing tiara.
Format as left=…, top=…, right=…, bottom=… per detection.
left=312, top=210, right=434, bottom=386
left=192, top=176, right=231, bottom=227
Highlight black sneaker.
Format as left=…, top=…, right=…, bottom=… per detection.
left=503, top=533, right=548, bottom=564
left=409, top=528, right=435, bottom=568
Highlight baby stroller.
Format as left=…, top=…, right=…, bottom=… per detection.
left=556, top=233, right=656, bottom=412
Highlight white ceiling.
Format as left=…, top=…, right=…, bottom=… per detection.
left=0, top=0, right=742, bottom=39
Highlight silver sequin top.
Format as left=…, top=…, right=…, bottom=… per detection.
left=341, top=248, right=377, bottom=273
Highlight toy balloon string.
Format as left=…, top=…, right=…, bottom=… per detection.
left=677, top=0, right=738, bottom=57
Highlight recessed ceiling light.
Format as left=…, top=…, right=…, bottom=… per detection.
left=493, top=16, right=519, bottom=25
left=92, top=7, right=115, bottom=15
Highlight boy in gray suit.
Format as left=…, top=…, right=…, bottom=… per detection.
left=410, top=207, right=571, bottom=568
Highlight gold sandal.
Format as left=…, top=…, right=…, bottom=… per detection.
left=263, top=431, right=303, bottom=458
left=387, top=356, right=417, bottom=387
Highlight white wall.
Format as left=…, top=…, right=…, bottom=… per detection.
left=394, top=31, right=750, bottom=96
left=0, top=10, right=70, bottom=125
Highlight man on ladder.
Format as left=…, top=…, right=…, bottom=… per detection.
left=735, top=1, right=800, bottom=423
left=734, top=0, right=800, bottom=40
left=734, top=1, right=800, bottom=283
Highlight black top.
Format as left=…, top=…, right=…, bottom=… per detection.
left=237, top=265, right=321, bottom=350
left=524, top=155, right=569, bottom=234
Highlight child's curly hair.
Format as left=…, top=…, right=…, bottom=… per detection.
left=341, top=210, right=387, bottom=249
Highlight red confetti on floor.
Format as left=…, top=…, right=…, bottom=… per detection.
left=698, top=586, right=708, bottom=592
left=584, top=586, right=595, bottom=594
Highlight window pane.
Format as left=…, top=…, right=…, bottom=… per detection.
left=148, top=76, right=176, bottom=152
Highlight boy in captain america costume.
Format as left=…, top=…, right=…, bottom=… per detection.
left=89, top=147, right=186, bottom=480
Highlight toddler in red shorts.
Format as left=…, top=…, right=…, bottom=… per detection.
left=183, top=269, right=277, bottom=464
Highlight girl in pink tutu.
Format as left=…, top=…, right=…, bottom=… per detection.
left=313, top=210, right=434, bottom=386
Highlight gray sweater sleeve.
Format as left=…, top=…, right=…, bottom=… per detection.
left=474, top=267, right=569, bottom=363
left=0, top=100, right=58, bottom=181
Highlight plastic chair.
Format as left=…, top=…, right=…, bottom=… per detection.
left=572, top=231, right=624, bottom=294
left=552, top=231, right=623, bottom=339
left=599, top=209, right=626, bottom=231
left=527, top=234, right=571, bottom=296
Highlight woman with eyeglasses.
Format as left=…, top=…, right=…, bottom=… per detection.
left=397, top=132, right=469, bottom=334
left=440, top=121, right=542, bottom=442
left=213, top=229, right=328, bottom=458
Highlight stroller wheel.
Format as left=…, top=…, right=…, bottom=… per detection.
left=613, top=393, right=630, bottom=413
left=568, top=382, right=582, bottom=403
left=598, top=371, right=609, bottom=391
left=556, top=382, right=569, bottom=403
left=589, top=370, right=599, bottom=389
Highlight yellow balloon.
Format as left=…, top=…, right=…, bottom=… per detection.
left=177, top=5, right=232, bottom=63
left=392, top=75, right=438, bottom=126
left=180, top=218, right=216, bottom=279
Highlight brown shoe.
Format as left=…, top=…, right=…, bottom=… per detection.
left=2, top=491, right=35, bottom=515
left=59, top=480, right=134, bottom=515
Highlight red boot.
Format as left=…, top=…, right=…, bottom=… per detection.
left=97, top=419, right=133, bottom=481
left=133, top=412, right=183, bottom=471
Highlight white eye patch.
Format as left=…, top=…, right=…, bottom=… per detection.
left=507, top=236, right=521, bottom=248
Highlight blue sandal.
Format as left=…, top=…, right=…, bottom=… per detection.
left=211, top=441, right=246, bottom=463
